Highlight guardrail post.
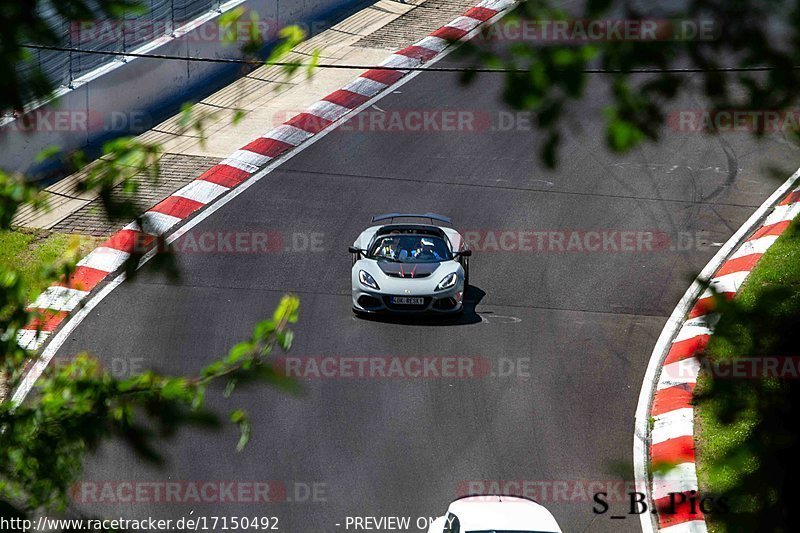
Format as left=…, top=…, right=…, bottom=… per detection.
left=67, top=19, right=74, bottom=88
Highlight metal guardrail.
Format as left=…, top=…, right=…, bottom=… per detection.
left=22, top=1, right=224, bottom=90
left=4, top=0, right=358, bottom=178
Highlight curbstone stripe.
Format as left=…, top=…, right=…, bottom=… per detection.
left=646, top=182, right=800, bottom=531
left=15, top=0, right=518, bottom=352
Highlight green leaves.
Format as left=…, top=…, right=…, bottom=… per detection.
left=159, top=377, right=188, bottom=401
left=274, top=294, right=300, bottom=325
left=219, top=6, right=247, bottom=45
left=458, top=0, right=800, bottom=166
left=264, top=25, right=308, bottom=79
left=0, top=294, right=299, bottom=514
left=277, top=329, right=294, bottom=351
left=230, top=409, right=250, bottom=452
left=307, top=49, right=322, bottom=79
left=692, top=218, right=800, bottom=531
left=74, top=137, right=162, bottom=222
left=178, top=103, right=215, bottom=149
left=34, top=145, right=61, bottom=164
left=605, top=112, right=644, bottom=152
left=0, top=172, right=47, bottom=230
left=0, top=0, right=318, bottom=523
left=232, top=109, right=247, bottom=126
left=227, top=342, right=252, bottom=365
left=269, top=26, right=307, bottom=62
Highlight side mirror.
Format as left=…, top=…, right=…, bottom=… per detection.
left=348, top=246, right=361, bottom=254
left=459, top=249, right=472, bottom=257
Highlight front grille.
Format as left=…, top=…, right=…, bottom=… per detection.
left=382, top=296, right=432, bottom=311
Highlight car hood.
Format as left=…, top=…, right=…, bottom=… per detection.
left=353, top=259, right=462, bottom=295
left=375, top=261, right=441, bottom=278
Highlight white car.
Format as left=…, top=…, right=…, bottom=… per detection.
left=349, top=213, right=471, bottom=316
left=427, top=495, right=563, bottom=533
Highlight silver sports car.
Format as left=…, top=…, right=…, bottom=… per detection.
left=349, top=213, right=471, bottom=316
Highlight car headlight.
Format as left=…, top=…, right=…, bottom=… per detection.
left=359, top=270, right=380, bottom=290
left=435, top=272, right=458, bottom=291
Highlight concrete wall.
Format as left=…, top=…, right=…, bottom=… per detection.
left=0, top=0, right=365, bottom=181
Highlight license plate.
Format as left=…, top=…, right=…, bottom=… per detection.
left=391, top=296, right=424, bottom=305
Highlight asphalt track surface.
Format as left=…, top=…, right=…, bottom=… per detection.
left=56, top=18, right=800, bottom=533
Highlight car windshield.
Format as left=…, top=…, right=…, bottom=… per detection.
left=369, top=234, right=452, bottom=263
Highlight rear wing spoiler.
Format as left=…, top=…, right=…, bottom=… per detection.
left=371, top=213, right=451, bottom=225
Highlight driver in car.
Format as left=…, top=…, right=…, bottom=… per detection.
left=376, top=237, right=399, bottom=259
left=375, top=238, right=400, bottom=259
left=412, top=238, right=443, bottom=260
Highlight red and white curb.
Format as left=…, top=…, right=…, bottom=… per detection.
left=634, top=167, right=800, bottom=533
left=10, top=0, right=519, bottom=392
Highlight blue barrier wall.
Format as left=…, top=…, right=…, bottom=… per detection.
left=1, top=0, right=366, bottom=180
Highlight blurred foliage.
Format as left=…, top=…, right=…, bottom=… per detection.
left=0, top=0, right=312, bottom=526
left=0, top=294, right=300, bottom=512
left=457, top=0, right=800, bottom=166
left=4, top=0, right=800, bottom=530
left=694, top=219, right=800, bottom=532
left=0, top=0, right=146, bottom=111
left=72, top=137, right=162, bottom=222
left=179, top=10, right=312, bottom=150
left=455, top=0, right=800, bottom=530
left=0, top=171, right=302, bottom=523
